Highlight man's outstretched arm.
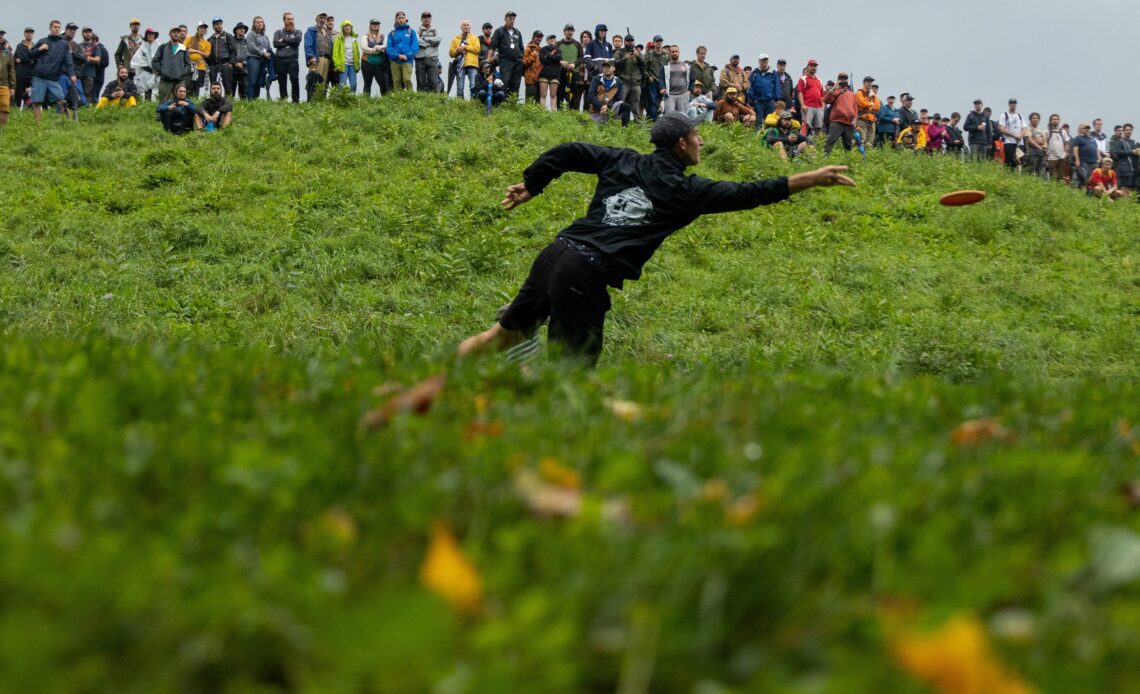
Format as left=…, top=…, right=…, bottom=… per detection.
left=695, top=165, right=855, bottom=214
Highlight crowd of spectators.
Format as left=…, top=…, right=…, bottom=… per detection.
left=1, top=12, right=1136, bottom=198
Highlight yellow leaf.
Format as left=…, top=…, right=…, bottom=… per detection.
left=539, top=458, right=582, bottom=490
left=891, top=614, right=1036, bottom=694
left=419, top=522, right=483, bottom=614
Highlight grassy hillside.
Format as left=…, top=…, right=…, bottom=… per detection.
left=1, top=95, right=1138, bottom=692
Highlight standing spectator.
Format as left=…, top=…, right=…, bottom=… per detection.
left=796, top=59, right=823, bottom=135
left=115, top=19, right=143, bottom=76
left=449, top=21, right=479, bottom=100
left=964, top=99, right=990, bottom=161
left=153, top=27, right=192, bottom=103
left=386, top=11, right=418, bottom=92
left=206, top=17, right=237, bottom=97
left=586, top=60, right=631, bottom=126
left=331, top=21, right=359, bottom=91
left=156, top=83, right=197, bottom=134
left=713, top=87, right=755, bottom=125
left=614, top=34, right=643, bottom=119
left=719, top=54, right=746, bottom=98
left=643, top=38, right=667, bottom=120
left=537, top=33, right=561, bottom=111
left=274, top=13, right=303, bottom=102
left=490, top=11, right=523, bottom=98
left=360, top=20, right=387, bottom=97
left=230, top=24, right=249, bottom=99
left=575, top=30, right=594, bottom=111
left=478, top=23, right=494, bottom=66
left=96, top=65, right=138, bottom=108
left=59, top=24, right=87, bottom=111
left=1023, top=112, right=1047, bottom=176
left=523, top=30, right=542, bottom=104
left=130, top=28, right=159, bottom=101
left=999, top=98, right=1025, bottom=171
left=185, top=22, right=211, bottom=96
left=582, top=23, right=613, bottom=94
left=304, top=12, right=332, bottom=100
left=658, top=45, right=691, bottom=114
left=748, top=54, right=777, bottom=119
left=1090, top=118, right=1108, bottom=157
left=15, top=28, right=36, bottom=110
left=1070, top=123, right=1100, bottom=188
left=945, top=113, right=965, bottom=156
left=245, top=18, right=272, bottom=99
left=1109, top=123, right=1138, bottom=191
left=415, top=11, right=441, bottom=93
left=925, top=113, right=947, bottom=153
left=196, top=80, right=233, bottom=130
left=774, top=59, right=794, bottom=117
left=687, top=81, right=715, bottom=122
left=822, top=76, right=857, bottom=154
left=876, top=95, right=900, bottom=147
left=897, top=92, right=918, bottom=129
left=79, top=28, right=104, bottom=106
left=688, top=46, right=715, bottom=98
left=0, top=32, right=13, bottom=126
left=1088, top=158, right=1126, bottom=200
left=854, top=76, right=880, bottom=147
left=29, top=20, right=77, bottom=124
left=1044, top=114, right=1069, bottom=182
left=555, top=24, right=582, bottom=110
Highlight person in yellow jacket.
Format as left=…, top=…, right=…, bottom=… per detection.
left=184, top=22, right=211, bottom=95
left=763, top=100, right=800, bottom=130
left=896, top=120, right=927, bottom=152
left=854, top=76, right=880, bottom=148
left=332, top=21, right=361, bottom=91
left=449, top=20, right=480, bottom=99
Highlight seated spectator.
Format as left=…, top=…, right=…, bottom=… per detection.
left=586, top=60, right=631, bottom=126
left=196, top=80, right=233, bottom=130
left=713, top=87, right=755, bottom=125
left=924, top=113, right=947, bottom=154
left=1088, top=158, right=1127, bottom=200
left=96, top=66, right=139, bottom=108
left=474, top=63, right=505, bottom=107
left=762, top=101, right=800, bottom=130
left=156, top=83, right=198, bottom=134
left=687, top=81, right=715, bottom=122
left=896, top=121, right=927, bottom=152
left=763, top=110, right=812, bottom=161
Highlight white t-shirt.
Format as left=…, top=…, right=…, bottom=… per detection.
left=344, top=36, right=357, bottom=66
left=1001, top=111, right=1025, bottom=144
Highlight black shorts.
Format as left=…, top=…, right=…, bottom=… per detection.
left=498, top=238, right=613, bottom=365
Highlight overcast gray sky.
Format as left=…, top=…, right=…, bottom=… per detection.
left=9, top=1, right=1139, bottom=127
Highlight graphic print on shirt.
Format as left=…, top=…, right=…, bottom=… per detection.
left=602, top=187, right=654, bottom=226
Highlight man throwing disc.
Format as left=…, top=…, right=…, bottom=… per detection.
left=458, top=112, right=856, bottom=366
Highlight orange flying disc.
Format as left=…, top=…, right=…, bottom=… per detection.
left=939, top=190, right=987, bottom=206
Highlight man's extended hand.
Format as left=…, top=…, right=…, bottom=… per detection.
left=500, top=182, right=533, bottom=210
left=787, top=165, right=856, bottom=193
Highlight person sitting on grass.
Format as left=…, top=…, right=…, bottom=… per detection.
left=1088, top=158, right=1127, bottom=200
left=473, top=62, right=505, bottom=107
left=156, top=82, right=198, bottom=134
left=456, top=112, right=855, bottom=367
left=586, top=60, right=631, bottom=126
left=686, top=81, right=716, bottom=122
left=895, top=120, right=927, bottom=152
left=764, top=110, right=812, bottom=161
left=761, top=100, right=799, bottom=129
left=196, top=79, right=233, bottom=130
left=96, top=66, right=138, bottom=108
left=713, top=87, right=755, bottom=125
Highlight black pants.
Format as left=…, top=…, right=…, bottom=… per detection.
left=276, top=59, right=299, bottom=102
left=361, top=60, right=384, bottom=95
left=15, top=72, right=33, bottom=109
left=498, top=239, right=613, bottom=366
left=498, top=60, right=522, bottom=97
left=208, top=63, right=235, bottom=98
left=824, top=122, right=855, bottom=154
left=1004, top=142, right=1020, bottom=170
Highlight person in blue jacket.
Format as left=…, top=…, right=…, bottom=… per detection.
left=29, top=20, right=77, bottom=124
left=386, top=11, right=418, bottom=91
left=876, top=95, right=900, bottom=147
left=747, top=54, right=778, bottom=119
left=156, top=82, right=198, bottom=134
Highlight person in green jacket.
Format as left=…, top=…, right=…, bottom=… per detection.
left=332, top=20, right=360, bottom=92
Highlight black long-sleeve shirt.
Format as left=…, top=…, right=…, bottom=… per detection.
left=523, top=143, right=790, bottom=282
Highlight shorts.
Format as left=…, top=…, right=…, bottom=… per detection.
left=31, top=76, right=67, bottom=104
left=805, top=106, right=824, bottom=130
left=498, top=238, right=613, bottom=365
left=0, top=86, right=9, bottom=114
left=539, top=77, right=558, bottom=85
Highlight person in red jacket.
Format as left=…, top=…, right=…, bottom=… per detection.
left=822, top=75, right=858, bottom=154
left=1088, top=158, right=1127, bottom=200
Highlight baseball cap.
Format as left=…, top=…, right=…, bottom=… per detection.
left=82, top=27, right=93, bottom=32
left=863, top=75, right=874, bottom=82
left=901, top=92, right=913, bottom=100
left=807, top=58, right=818, bottom=65
left=370, top=19, right=380, bottom=24
left=780, top=110, right=792, bottom=118
left=212, top=17, right=223, bottom=23
left=505, top=11, right=517, bottom=17
left=532, top=29, right=543, bottom=38
left=129, top=18, right=141, bottom=25
left=422, top=11, right=433, bottom=17
left=484, top=22, right=494, bottom=29
left=777, top=58, right=786, bottom=65
left=649, top=112, right=701, bottom=147
left=759, top=53, right=769, bottom=60
left=66, top=23, right=79, bottom=30
left=973, top=98, right=983, bottom=104
left=564, top=23, right=574, bottom=30
left=197, top=21, right=208, bottom=27
left=624, top=33, right=634, bottom=42
left=145, top=27, right=158, bottom=35
left=25, top=27, right=35, bottom=32
left=653, top=34, right=663, bottom=41
left=725, top=87, right=738, bottom=94
left=1008, top=97, right=1017, bottom=103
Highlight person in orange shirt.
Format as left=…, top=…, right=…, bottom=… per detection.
left=1088, top=158, right=1127, bottom=200
left=713, top=87, right=756, bottom=125
left=854, top=76, right=880, bottom=147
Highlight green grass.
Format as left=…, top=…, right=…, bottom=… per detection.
left=0, top=95, right=1138, bottom=692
